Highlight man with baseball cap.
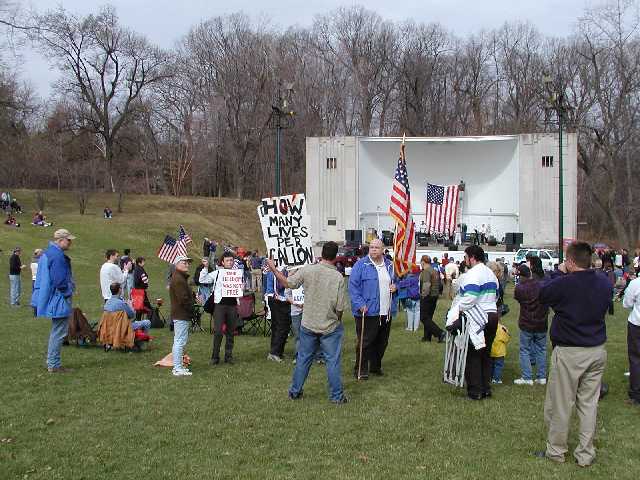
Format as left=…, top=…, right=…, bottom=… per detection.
left=170, top=254, right=194, bottom=376
left=32, top=228, right=76, bottom=373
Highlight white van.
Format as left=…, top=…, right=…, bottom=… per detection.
left=514, top=248, right=559, bottom=271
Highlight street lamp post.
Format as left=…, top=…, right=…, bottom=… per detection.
left=543, top=74, right=573, bottom=264
left=268, top=82, right=295, bottom=196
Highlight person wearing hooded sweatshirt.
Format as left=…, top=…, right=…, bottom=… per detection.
left=348, top=238, right=397, bottom=379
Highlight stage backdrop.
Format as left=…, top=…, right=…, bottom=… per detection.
left=305, top=134, right=577, bottom=247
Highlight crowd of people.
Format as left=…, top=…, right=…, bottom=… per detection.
left=7, top=223, right=639, bottom=467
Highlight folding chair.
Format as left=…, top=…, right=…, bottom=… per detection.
left=237, top=293, right=269, bottom=336
left=443, top=313, right=470, bottom=388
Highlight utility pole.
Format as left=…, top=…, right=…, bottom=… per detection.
left=543, top=74, right=573, bottom=264
left=268, top=82, right=295, bottom=196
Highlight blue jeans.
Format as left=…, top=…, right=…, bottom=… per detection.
left=9, top=274, right=20, bottom=305
left=132, top=319, right=151, bottom=333
left=491, top=356, right=505, bottom=381
left=125, top=273, right=134, bottom=299
left=520, top=330, right=547, bottom=380
left=291, top=313, right=302, bottom=354
left=47, top=317, right=69, bottom=368
left=289, top=323, right=344, bottom=401
left=405, top=299, right=420, bottom=331
left=172, top=320, right=190, bottom=372
left=291, top=313, right=323, bottom=361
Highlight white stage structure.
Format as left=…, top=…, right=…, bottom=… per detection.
left=305, top=134, right=577, bottom=247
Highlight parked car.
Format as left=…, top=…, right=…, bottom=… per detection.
left=335, top=245, right=362, bottom=267
left=514, top=248, right=559, bottom=271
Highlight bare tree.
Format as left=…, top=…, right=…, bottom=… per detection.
left=30, top=5, right=168, bottom=209
left=573, top=0, right=640, bottom=246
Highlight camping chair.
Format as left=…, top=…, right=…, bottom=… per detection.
left=131, top=288, right=152, bottom=321
left=97, top=310, right=135, bottom=351
left=238, top=293, right=269, bottom=336
left=66, top=307, right=97, bottom=346
left=191, top=303, right=206, bottom=333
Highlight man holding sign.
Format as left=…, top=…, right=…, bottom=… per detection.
left=199, top=251, right=243, bottom=365
left=267, top=242, right=349, bottom=404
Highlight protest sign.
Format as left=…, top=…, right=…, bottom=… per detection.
left=218, top=269, right=244, bottom=297
left=292, top=287, right=304, bottom=305
left=257, top=194, right=314, bottom=268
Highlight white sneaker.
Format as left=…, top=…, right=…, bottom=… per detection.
left=535, top=378, right=547, bottom=385
left=491, top=379, right=502, bottom=384
left=624, top=372, right=630, bottom=377
left=267, top=353, right=283, bottom=363
left=514, top=378, right=534, bottom=385
left=172, top=369, right=192, bottom=377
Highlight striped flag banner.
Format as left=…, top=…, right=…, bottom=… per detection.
left=389, top=140, right=416, bottom=276
left=425, top=183, right=460, bottom=236
left=157, top=235, right=188, bottom=264
left=178, top=225, right=192, bottom=245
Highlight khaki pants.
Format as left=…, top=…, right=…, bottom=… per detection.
left=444, top=278, right=455, bottom=300
left=251, top=269, right=262, bottom=292
left=543, top=345, right=607, bottom=466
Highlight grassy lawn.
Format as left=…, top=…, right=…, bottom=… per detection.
left=0, top=190, right=638, bottom=479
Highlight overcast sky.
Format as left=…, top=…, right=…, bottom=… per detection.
left=17, top=0, right=595, bottom=98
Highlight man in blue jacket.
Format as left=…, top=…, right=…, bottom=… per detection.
left=349, top=238, right=397, bottom=379
left=32, top=229, right=76, bottom=373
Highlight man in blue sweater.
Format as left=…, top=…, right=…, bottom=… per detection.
left=535, top=241, right=610, bottom=468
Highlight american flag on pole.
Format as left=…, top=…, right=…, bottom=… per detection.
left=178, top=225, right=192, bottom=245
left=389, top=138, right=416, bottom=276
left=425, top=183, right=460, bottom=236
left=157, top=235, right=187, bottom=264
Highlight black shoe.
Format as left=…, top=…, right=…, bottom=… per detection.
left=467, top=393, right=483, bottom=400
left=482, top=391, right=492, bottom=399
left=438, top=332, right=446, bottom=343
left=370, top=369, right=384, bottom=376
left=224, top=357, right=234, bottom=365
left=331, top=395, right=349, bottom=405
left=288, top=391, right=303, bottom=400
left=533, top=451, right=546, bottom=459
left=354, top=369, right=369, bottom=380
left=209, top=358, right=220, bottom=366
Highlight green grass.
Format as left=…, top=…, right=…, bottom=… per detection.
left=0, top=190, right=638, bottom=479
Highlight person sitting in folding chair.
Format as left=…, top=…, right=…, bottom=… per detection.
left=103, top=283, right=151, bottom=351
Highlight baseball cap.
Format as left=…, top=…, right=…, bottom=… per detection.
left=54, top=229, right=76, bottom=240
left=174, top=255, right=192, bottom=265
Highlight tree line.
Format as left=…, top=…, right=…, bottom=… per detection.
left=0, top=1, right=639, bottom=246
